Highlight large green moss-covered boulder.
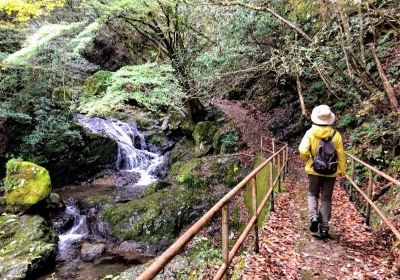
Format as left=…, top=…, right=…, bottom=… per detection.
left=192, top=121, right=217, bottom=157
left=4, top=159, right=51, bottom=210
left=101, top=186, right=204, bottom=245
left=0, top=214, right=57, bottom=279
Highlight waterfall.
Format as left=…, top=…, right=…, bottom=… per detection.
left=77, top=115, right=165, bottom=186
left=57, top=203, right=88, bottom=261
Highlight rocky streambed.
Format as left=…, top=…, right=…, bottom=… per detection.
left=35, top=116, right=169, bottom=279
left=1, top=100, right=247, bottom=280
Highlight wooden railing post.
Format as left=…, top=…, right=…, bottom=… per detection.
left=272, top=138, right=276, bottom=165
left=284, top=147, right=288, bottom=179
left=260, top=137, right=263, bottom=158
left=251, top=177, right=259, bottom=253
left=221, top=204, right=229, bottom=280
left=350, top=158, right=355, bottom=201
left=277, top=152, right=282, bottom=192
left=366, top=169, right=373, bottom=226
left=269, top=161, right=275, bottom=212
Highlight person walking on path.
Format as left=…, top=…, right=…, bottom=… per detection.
left=298, top=105, right=346, bottom=239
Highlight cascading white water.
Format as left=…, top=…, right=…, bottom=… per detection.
left=57, top=203, right=88, bottom=261
left=77, top=115, right=165, bottom=186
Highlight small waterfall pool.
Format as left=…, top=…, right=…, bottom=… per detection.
left=40, top=116, right=167, bottom=279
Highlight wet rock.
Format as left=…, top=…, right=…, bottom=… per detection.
left=115, top=171, right=140, bottom=187
left=146, top=132, right=174, bottom=153
left=44, top=192, right=64, bottom=210
left=52, top=211, right=75, bottom=235
left=4, top=159, right=51, bottom=212
left=107, top=241, right=154, bottom=264
left=81, top=243, right=105, bottom=262
left=0, top=214, right=56, bottom=279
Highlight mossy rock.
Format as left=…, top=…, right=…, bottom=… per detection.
left=101, top=186, right=203, bottom=244
left=4, top=159, right=51, bottom=211
left=146, top=132, right=172, bottom=152
left=168, top=138, right=195, bottom=167
left=83, top=70, right=113, bottom=97
left=143, top=180, right=171, bottom=197
left=175, top=159, right=205, bottom=189
left=166, top=110, right=194, bottom=136
left=0, top=214, right=57, bottom=279
left=192, top=121, right=218, bottom=157
left=175, top=156, right=242, bottom=189
left=213, top=128, right=240, bottom=154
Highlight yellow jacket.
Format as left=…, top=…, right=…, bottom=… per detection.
left=298, top=125, right=346, bottom=177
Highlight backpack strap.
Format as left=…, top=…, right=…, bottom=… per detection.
left=327, top=129, right=337, bottom=141
left=309, top=129, right=336, bottom=158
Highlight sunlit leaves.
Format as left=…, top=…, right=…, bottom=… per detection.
left=0, top=0, right=66, bottom=23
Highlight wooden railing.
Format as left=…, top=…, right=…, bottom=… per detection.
left=345, top=152, right=400, bottom=240
left=137, top=138, right=289, bottom=280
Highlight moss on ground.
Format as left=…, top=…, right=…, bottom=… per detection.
left=101, top=186, right=203, bottom=244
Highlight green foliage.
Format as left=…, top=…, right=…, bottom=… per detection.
left=220, top=130, right=240, bottom=153
left=83, top=70, right=113, bottom=97
left=3, top=22, right=85, bottom=65
left=176, top=172, right=205, bottom=189
left=189, top=239, right=222, bottom=266
left=0, top=25, right=24, bottom=53
left=18, top=103, right=84, bottom=165
left=337, top=113, right=364, bottom=129
left=79, top=63, right=185, bottom=116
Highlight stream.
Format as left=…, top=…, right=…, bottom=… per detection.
left=37, top=116, right=167, bottom=280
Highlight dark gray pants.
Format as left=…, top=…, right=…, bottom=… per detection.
left=308, top=175, right=336, bottom=230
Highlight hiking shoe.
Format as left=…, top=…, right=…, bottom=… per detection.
left=309, top=217, right=319, bottom=233
left=320, top=229, right=330, bottom=239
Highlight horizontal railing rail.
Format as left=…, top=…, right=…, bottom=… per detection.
left=137, top=138, right=289, bottom=280
left=345, top=152, right=400, bottom=240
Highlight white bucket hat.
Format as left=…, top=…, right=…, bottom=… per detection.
left=311, top=105, right=335, bottom=125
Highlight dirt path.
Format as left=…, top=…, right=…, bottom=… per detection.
left=216, top=100, right=398, bottom=280
left=213, top=100, right=273, bottom=154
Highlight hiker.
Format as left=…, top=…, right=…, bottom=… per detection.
left=298, top=105, right=346, bottom=239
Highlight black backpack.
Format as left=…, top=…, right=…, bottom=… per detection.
left=311, top=130, right=338, bottom=175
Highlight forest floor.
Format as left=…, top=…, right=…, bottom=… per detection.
left=214, top=100, right=399, bottom=280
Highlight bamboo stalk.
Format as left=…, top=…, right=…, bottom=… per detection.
left=270, top=161, right=275, bottom=212
left=251, top=177, right=259, bottom=253
left=366, top=169, right=373, bottom=226
left=221, top=204, right=229, bottom=280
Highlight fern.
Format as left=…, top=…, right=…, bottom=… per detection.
left=79, top=63, right=185, bottom=116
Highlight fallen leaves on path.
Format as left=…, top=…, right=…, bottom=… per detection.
left=242, top=156, right=399, bottom=279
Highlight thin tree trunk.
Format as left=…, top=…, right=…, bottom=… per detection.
left=358, top=1, right=366, bottom=67
left=296, top=75, right=307, bottom=116
left=369, top=44, right=399, bottom=111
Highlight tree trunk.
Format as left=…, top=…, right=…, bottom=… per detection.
left=369, top=44, right=399, bottom=111
left=296, top=75, right=307, bottom=116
